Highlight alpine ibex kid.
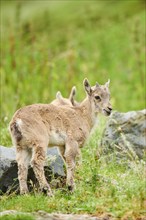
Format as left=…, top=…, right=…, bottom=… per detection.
left=52, top=86, right=81, bottom=163
left=9, top=78, right=112, bottom=196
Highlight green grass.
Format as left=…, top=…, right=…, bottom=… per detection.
left=0, top=0, right=145, bottom=219
left=0, top=120, right=145, bottom=219
left=0, top=214, right=34, bottom=220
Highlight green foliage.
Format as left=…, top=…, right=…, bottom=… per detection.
left=0, top=0, right=145, bottom=147
left=0, top=214, right=34, bottom=220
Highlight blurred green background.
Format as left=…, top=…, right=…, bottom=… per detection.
left=0, top=0, right=145, bottom=145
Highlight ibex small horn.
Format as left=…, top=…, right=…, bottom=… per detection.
left=105, top=79, right=110, bottom=87
left=56, top=91, right=62, bottom=99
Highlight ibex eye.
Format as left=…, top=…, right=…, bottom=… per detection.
left=95, top=95, right=101, bottom=101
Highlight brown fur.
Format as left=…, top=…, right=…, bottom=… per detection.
left=51, top=87, right=81, bottom=164
left=9, top=79, right=112, bottom=196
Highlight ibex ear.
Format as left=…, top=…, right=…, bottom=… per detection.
left=105, top=79, right=110, bottom=87
left=83, top=78, right=92, bottom=95
left=69, top=86, right=76, bottom=105
left=70, top=86, right=76, bottom=98
left=96, top=82, right=100, bottom=88
left=56, top=91, right=62, bottom=100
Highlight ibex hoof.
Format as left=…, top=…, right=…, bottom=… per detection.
left=42, top=187, right=53, bottom=197
left=20, top=189, right=29, bottom=195
left=47, top=191, right=54, bottom=197
left=68, top=185, right=74, bottom=192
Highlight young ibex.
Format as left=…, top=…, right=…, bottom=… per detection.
left=9, top=78, right=112, bottom=196
left=51, top=86, right=77, bottom=107
left=52, top=86, right=81, bottom=163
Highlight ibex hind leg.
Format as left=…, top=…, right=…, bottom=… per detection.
left=58, top=146, right=66, bottom=162
left=65, top=139, right=79, bottom=192
left=30, top=142, right=53, bottom=197
left=76, top=148, right=82, bottom=166
left=16, top=147, right=31, bottom=195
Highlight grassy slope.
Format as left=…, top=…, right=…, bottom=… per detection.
left=0, top=0, right=145, bottom=219
left=0, top=122, right=145, bottom=219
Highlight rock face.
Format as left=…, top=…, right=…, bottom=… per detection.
left=100, top=109, right=146, bottom=160
left=0, top=146, right=65, bottom=195
left=0, top=210, right=111, bottom=220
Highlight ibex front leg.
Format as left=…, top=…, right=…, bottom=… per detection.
left=65, top=139, right=78, bottom=192
left=31, top=143, right=53, bottom=196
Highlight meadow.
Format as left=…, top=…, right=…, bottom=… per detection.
left=0, top=0, right=145, bottom=219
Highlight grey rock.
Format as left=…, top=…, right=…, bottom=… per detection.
left=0, top=146, right=65, bottom=194
left=100, top=109, right=146, bottom=160
left=0, top=146, right=16, bottom=177
left=47, top=148, right=65, bottom=177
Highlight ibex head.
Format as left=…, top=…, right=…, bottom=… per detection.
left=84, top=78, right=112, bottom=116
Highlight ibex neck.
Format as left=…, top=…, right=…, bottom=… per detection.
left=80, top=97, right=97, bottom=130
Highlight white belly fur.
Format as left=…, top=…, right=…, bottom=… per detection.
left=48, top=130, right=66, bottom=146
